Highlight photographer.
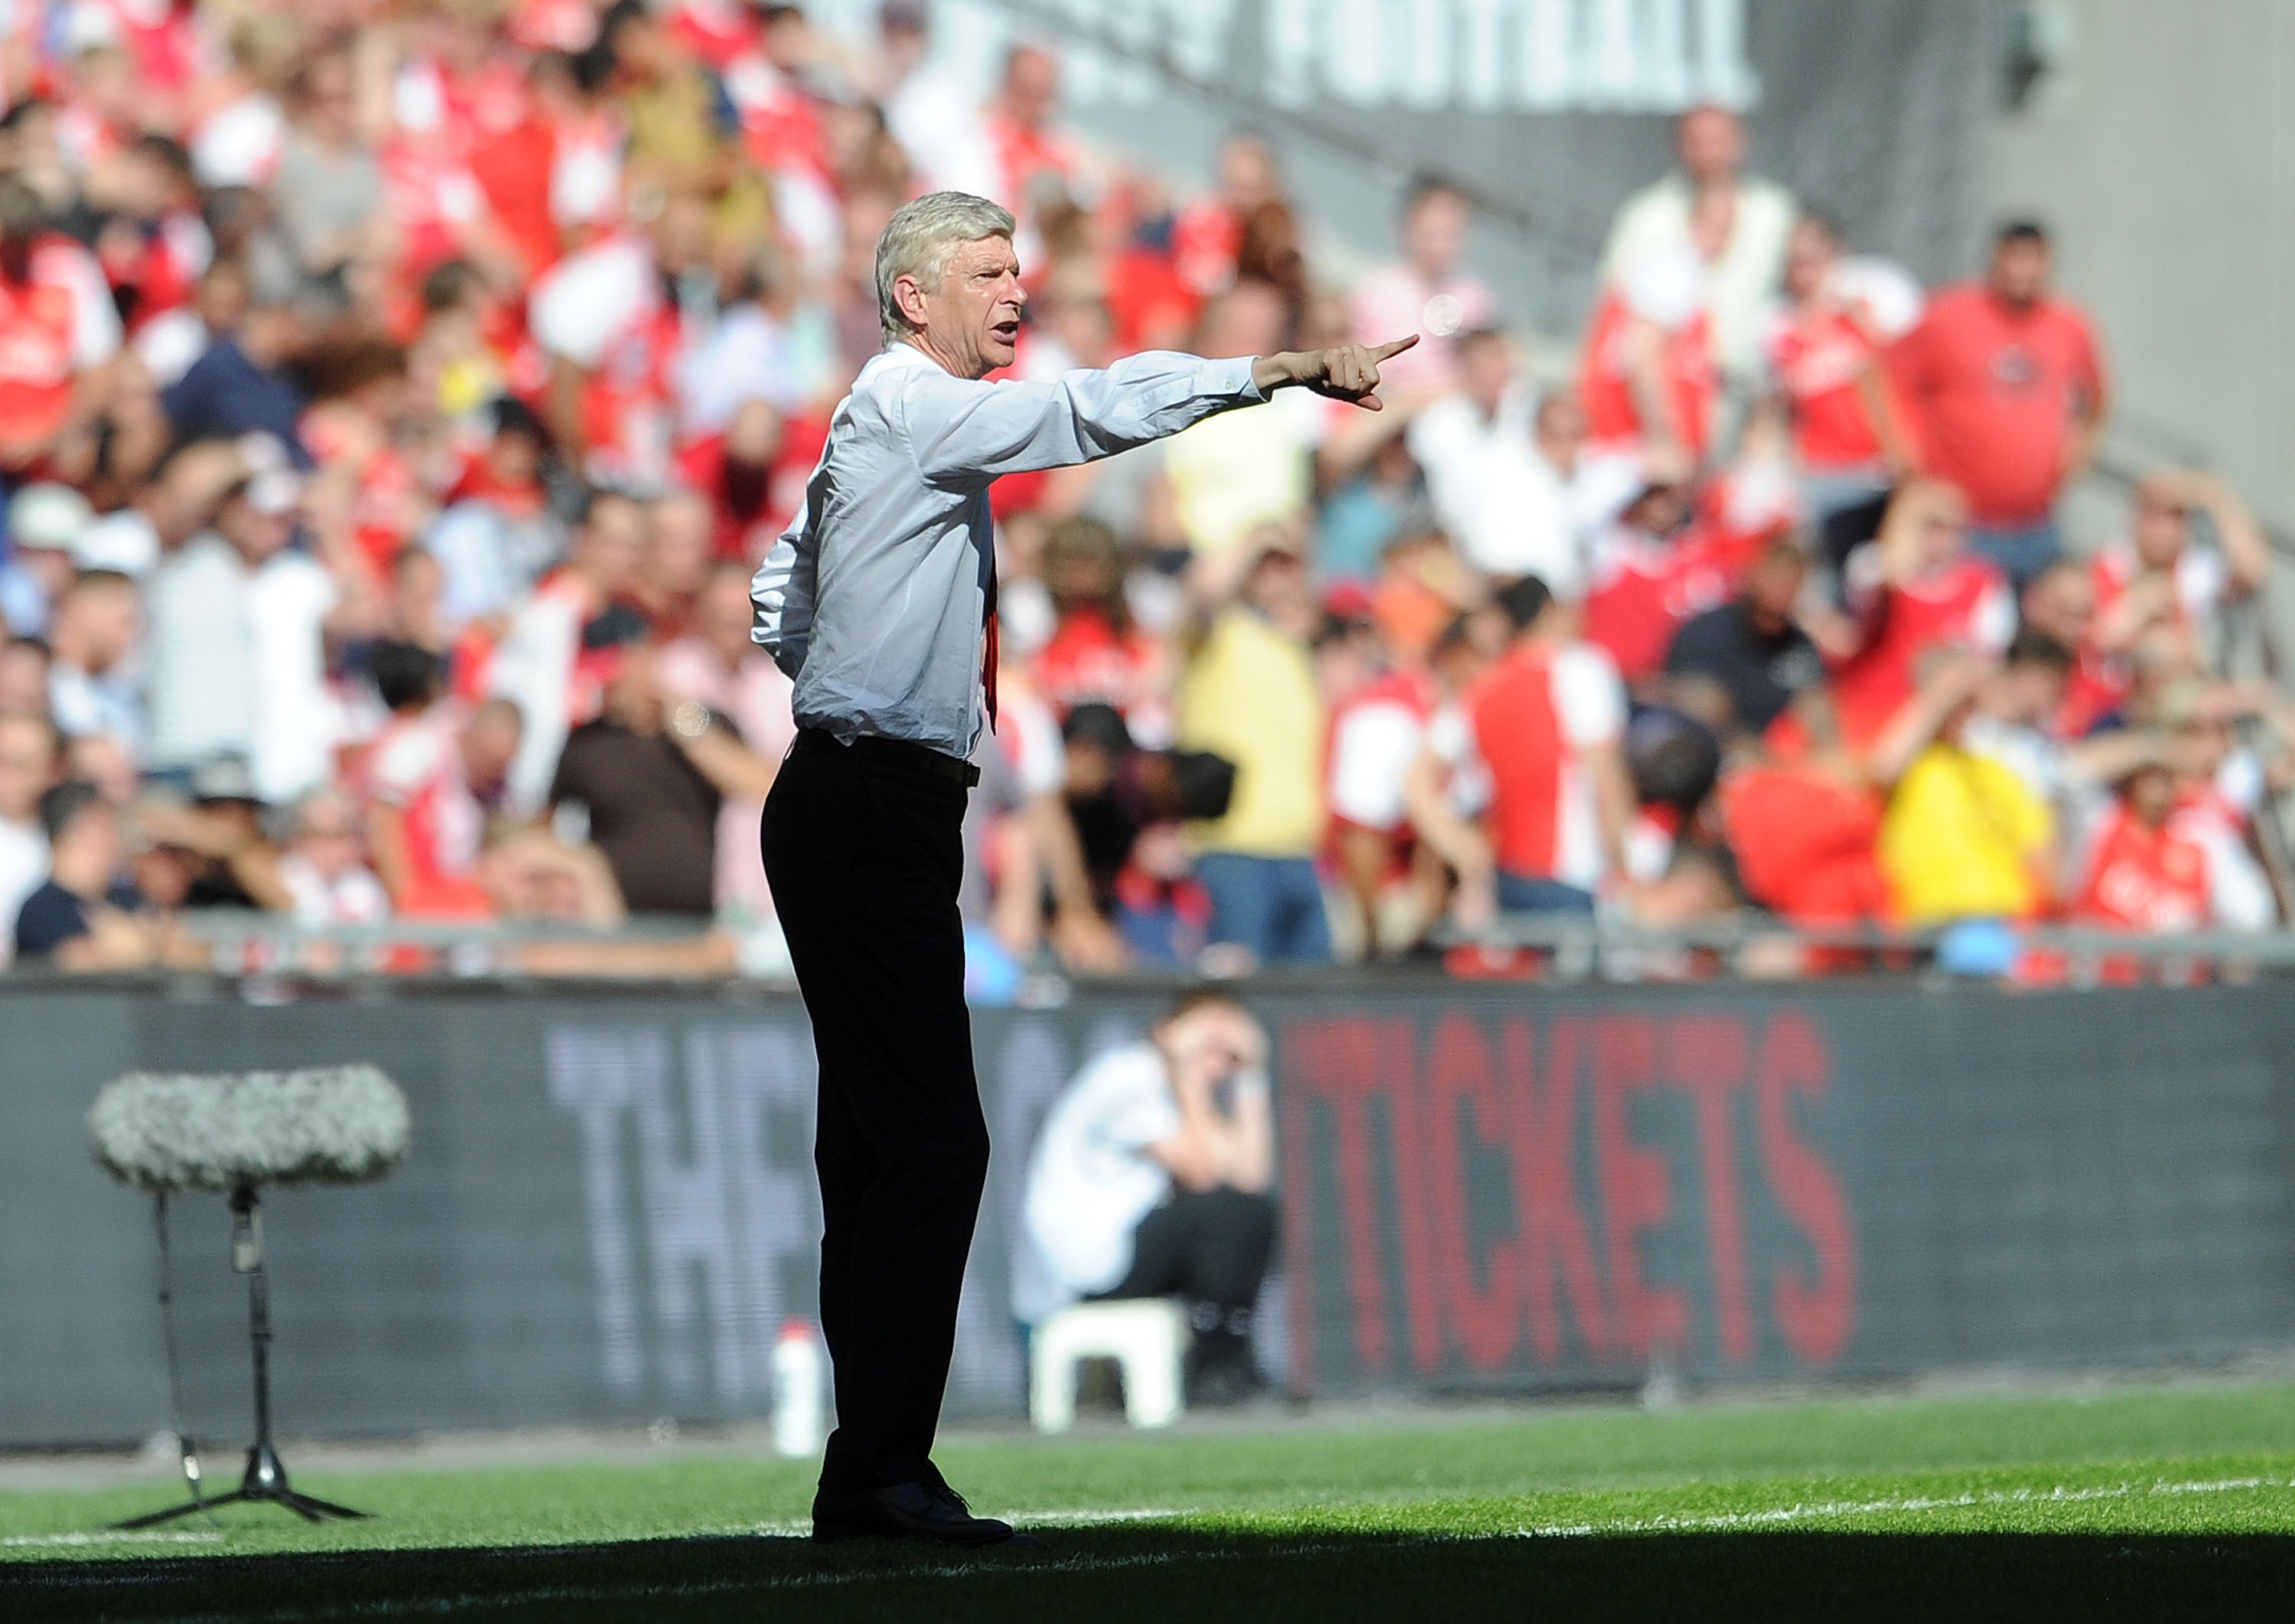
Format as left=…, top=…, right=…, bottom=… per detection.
left=1020, top=988, right=1278, bottom=1406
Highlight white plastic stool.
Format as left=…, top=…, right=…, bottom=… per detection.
left=1029, top=1300, right=1191, bottom=1432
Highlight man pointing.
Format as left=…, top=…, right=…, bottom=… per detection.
left=753, top=190, right=1411, bottom=1547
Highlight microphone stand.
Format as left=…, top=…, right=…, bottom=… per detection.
left=114, top=1185, right=369, bottom=1528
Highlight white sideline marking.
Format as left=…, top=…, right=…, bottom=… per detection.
left=1516, top=1474, right=2293, bottom=1538
left=21, top=1478, right=2293, bottom=1620
left=2, top=1530, right=223, bottom=1548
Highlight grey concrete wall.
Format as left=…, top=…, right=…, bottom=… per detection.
left=1986, top=0, right=2295, bottom=546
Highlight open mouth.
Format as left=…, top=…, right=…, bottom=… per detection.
left=991, top=321, right=1021, bottom=344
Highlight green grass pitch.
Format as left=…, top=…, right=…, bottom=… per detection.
left=8, top=1382, right=2295, bottom=1619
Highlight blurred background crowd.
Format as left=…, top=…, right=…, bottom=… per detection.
left=0, top=0, right=2282, bottom=982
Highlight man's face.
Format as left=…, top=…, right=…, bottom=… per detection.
left=1242, top=545, right=1313, bottom=635
left=1676, top=108, right=1745, bottom=186
left=902, top=235, right=1025, bottom=379
left=1404, top=188, right=1468, bottom=278
left=1997, top=661, right=2069, bottom=727
left=580, top=498, right=646, bottom=594
left=1744, top=548, right=1805, bottom=625
left=1782, top=220, right=1837, bottom=302
left=0, top=643, right=46, bottom=712
left=1458, top=335, right=1512, bottom=415
left=1218, top=135, right=1278, bottom=212
left=220, top=496, right=295, bottom=563
left=70, top=584, right=140, bottom=670
left=292, top=793, right=365, bottom=880
left=2127, top=763, right=2177, bottom=825
left=2133, top=491, right=2190, bottom=571
left=461, top=708, right=522, bottom=796
left=1535, top=394, right=1586, bottom=470
left=2021, top=563, right=2095, bottom=646
left=645, top=494, right=712, bottom=595
left=1915, top=497, right=1969, bottom=573
left=1157, top=1001, right=1258, bottom=1082
left=1990, top=238, right=2051, bottom=307
left=0, top=718, right=54, bottom=823
left=1002, top=46, right=1059, bottom=129
left=63, top=803, right=123, bottom=878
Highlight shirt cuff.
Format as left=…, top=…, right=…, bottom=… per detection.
left=1225, top=354, right=1270, bottom=404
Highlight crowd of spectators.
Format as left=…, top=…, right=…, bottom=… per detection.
left=0, top=2, right=2281, bottom=981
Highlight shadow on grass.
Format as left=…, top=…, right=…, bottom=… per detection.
left=7, top=1525, right=2295, bottom=1622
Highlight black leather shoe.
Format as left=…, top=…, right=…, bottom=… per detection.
left=812, top=1479, right=1024, bottom=1548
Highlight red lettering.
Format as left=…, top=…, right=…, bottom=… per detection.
left=1421, top=1014, right=1519, bottom=1371
left=1501, top=1017, right=1609, bottom=1360
left=1592, top=1016, right=1689, bottom=1357
left=1279, top=1017, right=1395, bottom=1375
left=1372, top=1017, right=1446, bottom=1373
left=1668, top=1016, right=1753, bottom=1362
left=1755, top=1012, right=1857, bottom=1364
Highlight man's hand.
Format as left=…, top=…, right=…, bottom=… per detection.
left=1254, top=335, right=1420, bottom=411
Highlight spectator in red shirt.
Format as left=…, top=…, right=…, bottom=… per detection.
left=1408, top=575, right=1634, bottom=926
left=2075, top=759, right=2212, bottom=933
left=1893, top=220, right=2109, bottom=589
left=364, top=640, right=522, bottom=919
left=1756, top=213, right=1917, bottom=526
left=2066, top=468, right=2271, bottom=735
left=1825, top=479, right=2014, bottom=752
left=0, top=177, right=120, bottom=477
left=1034, top=516, right=1169, bottom=731
left=1580, top=478, right=1736, bottom=692
left=985, top=42, right=1078, bottom=229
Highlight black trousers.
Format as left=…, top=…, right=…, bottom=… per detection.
left=1097, top=1186, right=1280, bottom=1314
left=762, top=731, right=988, bottom=1492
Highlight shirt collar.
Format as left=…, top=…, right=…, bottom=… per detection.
left=874, top=340, right=952, bottom=377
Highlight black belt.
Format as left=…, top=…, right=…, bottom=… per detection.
left=793, top=727, right=981, bottom=789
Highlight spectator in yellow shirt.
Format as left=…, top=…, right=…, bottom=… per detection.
left=1177, top=522, right=1329, bottom=963
left=1879, top=632, right=2075, bottom=923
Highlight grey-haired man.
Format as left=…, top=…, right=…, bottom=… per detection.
left=754, top=190, right=1412, bottom=1546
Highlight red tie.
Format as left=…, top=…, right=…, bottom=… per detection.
left=981, top=549, right=999, bottom=732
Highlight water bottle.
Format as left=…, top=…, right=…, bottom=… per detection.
left=771, top=1320, right=826, bottom=1459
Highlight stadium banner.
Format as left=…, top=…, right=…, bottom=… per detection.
left=2, top=980, right=2291, bottom=1447
left=936, top=0, right=1997, bottom=330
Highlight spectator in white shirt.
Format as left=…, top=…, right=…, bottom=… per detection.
left=1407, top=332, right=1624, bottom=596
left=0, top=710, right=58, bottom=965
left=875, top=2, right=999, bottom=203
left=1603, top=103, right=1796, bottom=386
left=0, top=482, right=94, bottom=638
left=1017, top=988, right=1278, bottom=1405
left=45, top=568, right=142, bottom=757
left=144, top=467, right=295, bottom=786
left=277, top=784, right=389, bottom=926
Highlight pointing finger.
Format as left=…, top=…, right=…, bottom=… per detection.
left=1369, top=334, right=1421, bottom=363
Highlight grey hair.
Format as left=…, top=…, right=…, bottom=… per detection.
left=876, top=190, right=1017, bottom=343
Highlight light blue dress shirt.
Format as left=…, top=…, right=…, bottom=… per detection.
left=750, top=343, right=1264, bottom=760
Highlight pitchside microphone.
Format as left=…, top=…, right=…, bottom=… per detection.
left=90, top=1066, right=412, bottom=1529
left=90, top=1066, right=411, bottom=1193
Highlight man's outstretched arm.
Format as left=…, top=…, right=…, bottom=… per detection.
left=904, top=336, right=1421, bottom=486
